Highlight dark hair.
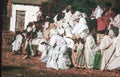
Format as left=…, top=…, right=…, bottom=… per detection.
left=90, top=2, right=97, bottom=9
left=16, top=31, right=22, bottom=35
left=71, top=6, right=77, bottom=11
left=105, top=2, right=112, bottom=8
left=111, top=7, right=120, bottom=14
left=27, top=22, right=33, bottom=27
left=57, top=12, right=64, bottom=21
left=49, top=18, right=54, bottom=23
left=26, top=32, right=31, bottom=37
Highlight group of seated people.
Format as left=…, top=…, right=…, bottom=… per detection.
left=11, top=1, right=120, bottom=71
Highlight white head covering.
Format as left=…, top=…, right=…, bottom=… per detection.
left=27, top=27, right=32, bottom=32
left=78, top=17, right=87, bottom=25
left=62, top=9, right=66, bottom=13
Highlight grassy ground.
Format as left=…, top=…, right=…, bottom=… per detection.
left=1, top=45, right=120, bottom=77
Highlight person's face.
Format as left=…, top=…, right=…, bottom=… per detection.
left=104, top=6, right=110, bottom=11
left=71, top=9, right=75, bottom=14
left=66, top=7, right=71, bottom=12
left=110, top=9, right=116, bottom=17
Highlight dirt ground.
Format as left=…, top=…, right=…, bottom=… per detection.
left=1, top=45, right=120, bottom=77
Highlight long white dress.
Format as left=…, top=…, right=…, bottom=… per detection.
left=46, top=46, right=60, bottom=70
left=99, top=35, right=113, bottom=70
left=46, top=29, right=59, bottom=70
left=100, top=35, right=120, bottom=70
left=56, top=35, right=71, bottom=70
left=101, top=14, right=120, bottom=70
left=12, top=34, right=23, bottom=52
left=84, top=34, right=98, bottom=69
left=38, top=39, right=48, bottom=62
left=107, top=36, right=120, bottom=70
left=47, top=31, right=71, bottom=70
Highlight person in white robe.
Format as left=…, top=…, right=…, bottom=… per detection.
left=62, top=5, right=73, bottom=36
left=46, top=29, right=71, bottom=70
left=89, top=3, right=103, bottom=20
left=64, top=34, right=74, bottom=67
left=108, top=9, right=120, bottom=38
left=99, top=35, right=118, bottom=70
left=54, top=12, right=65, bottom=32
left=72, top=16, right=89, bottom=41
left=71, top=17, right=89, bottom=67
left=12, top=31, right=23, bottom=54
left=56, top=32, right=71, bottom=70
left=38, top=38, right=49, bottom=62
left=100, top=13, right=120, bottom=70
left=89, top=2, right=103, bottom=33
left=46, top=29, right=59, bottom=70
left=106, top=36, right=120, bottom=70
left=69, top=6, right=81, bottom=29
left=62, top=5, right=72, bottom=23
left=84, top=33, right=99, bottom=69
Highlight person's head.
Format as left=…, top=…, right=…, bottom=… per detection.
left=57, top=12, right=65, bottom=21
left=66, top=5, right=71, bottom=12
left=49, top=18, right=54, bottom=23
left=71, top=6, right=77, bottom=14
left=89, top=2, right=97, bottom=10
left=39, top=14, right=46, bottom=21
left=32, top=32, right=37, bottom=39
left=51, top=10, right=59, bottom=18
left=110, top=7, right=120, bottom=17
left=26, top=32, right=32, bottom=39
left=27, top=22, right=33, bottom=28
left=104, top=2, right=112, bottom=11
left=16, top=31, right=21, bottom=35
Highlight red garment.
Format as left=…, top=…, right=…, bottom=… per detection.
left=97, top=10, right=111, bottom=31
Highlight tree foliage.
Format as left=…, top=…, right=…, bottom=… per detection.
left=40, top=0, right=115, bottom=17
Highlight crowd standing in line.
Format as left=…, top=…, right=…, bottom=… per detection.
left=11, top=1, right=120, bottom=71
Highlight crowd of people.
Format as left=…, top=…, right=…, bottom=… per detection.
left=11, top=1, right=120, bottom=71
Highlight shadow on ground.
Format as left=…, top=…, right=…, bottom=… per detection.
left=2, top=65, right=25, bottom=71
